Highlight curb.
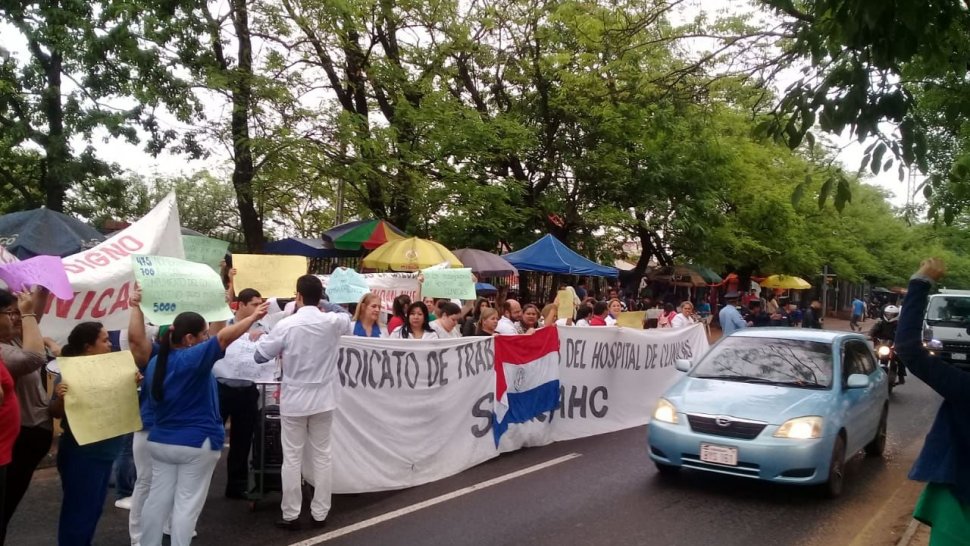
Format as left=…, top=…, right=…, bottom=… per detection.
left=896, top=519, right=924, bottom=546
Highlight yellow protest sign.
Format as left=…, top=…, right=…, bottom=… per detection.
left=232, top=254, right=308, bottom=298
left=555, top=289, right=576, bottom=320
left=616, top=311, right=646, bottom=329
left=59, top=351, right=142, bottom=445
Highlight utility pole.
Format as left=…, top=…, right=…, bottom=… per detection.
left=821, top=265, right=828, bottom=322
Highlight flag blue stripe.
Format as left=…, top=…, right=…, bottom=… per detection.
left=492, top=380, right=560, bottom=447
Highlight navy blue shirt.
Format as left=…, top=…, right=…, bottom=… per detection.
left=144, top=338, right=225, bottom=450
left=896, top=277, right=970, bottom=504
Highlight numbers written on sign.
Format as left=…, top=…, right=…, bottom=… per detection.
left=135, top=257, right=154, bottom=267
left=139, top=268, right=155, bottom=276
left=152, top=303, right=177, bottom=313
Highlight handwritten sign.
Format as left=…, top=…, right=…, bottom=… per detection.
left=326, top=268, right=370, bottom=304
left=132, top=255, right=232, bottom=325
left=420, top=267, right=475, bottom=300
left=182, top=235, right=229, bottom=272
left=556, top=289, right=576, bottom=320
left=616, top=311, right=646, bottom=329
left=0, top=255, right=74, bottom=299
left=232, top=254, right=307, bottom=298
left=59, top=351, right=143, bottom=445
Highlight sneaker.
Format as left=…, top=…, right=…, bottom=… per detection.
left=311, top=518, right=328, bottom=529
left=276, top=518, right=301, bottom=531
left=114, top=497, right=133, bottom=510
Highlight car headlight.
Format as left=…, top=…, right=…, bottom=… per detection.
left=926, top=339, right=944, bottom=351
left=773, top=416, right=823, bottom=439
left=877, top=345, right=891, bottom=357
left=652, top=398, right=678, bottom=424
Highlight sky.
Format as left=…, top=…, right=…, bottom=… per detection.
left=0, top=0, right=920, bottom=208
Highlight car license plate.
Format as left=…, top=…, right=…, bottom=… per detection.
left=953, top=353, right=967, bottom=361
left=700, top=443, right=738, bottom=466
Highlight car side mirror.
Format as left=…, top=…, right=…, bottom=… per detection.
left=846, top=374, right=869, bottom=389
left=674, top=359, right=692, bottom=373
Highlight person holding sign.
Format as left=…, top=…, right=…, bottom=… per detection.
left=140, top=302, right=269, bottom=546
left=49, top=322, right=137, bottom=546
left=349, top=293, right=383, bottom=338
left=388, top=302, right=438, bottom=340
left=671, top=302, right=700, bottom=329
left=254, top=275, right=350, bottom=530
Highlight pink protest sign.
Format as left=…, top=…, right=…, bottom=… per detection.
left=0, top=255, right=74, bottom=299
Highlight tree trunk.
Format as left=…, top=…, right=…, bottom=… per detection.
left=229, top=0, right=265, bottom=252
left=42, top=51, right=67, bottom=211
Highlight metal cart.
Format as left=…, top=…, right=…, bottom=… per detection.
left=248, top=381, right=283, bottom=511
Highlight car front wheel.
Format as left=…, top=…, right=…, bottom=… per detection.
left=823, top=435, right=846, bottom=498
left=654, top=461, right=681, bottom=477
left=865, top=406, right=888, bottom=458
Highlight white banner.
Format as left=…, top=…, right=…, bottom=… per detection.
left=318, top=272, right=419, bottom=313
left=327, top=324, right=709, bottom=493
left=42, top=193, right=184, bottom=341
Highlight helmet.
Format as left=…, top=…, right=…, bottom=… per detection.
left=883, top=305, right=900, bottom=322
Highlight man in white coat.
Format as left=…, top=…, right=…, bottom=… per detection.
left=254, top=275, right=351, bottom=530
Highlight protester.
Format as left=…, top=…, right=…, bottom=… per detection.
left=350, top=293, right=383, bottom=338
left=0, top=288, right=51, bottom=532
left=519, top=304, right=541, bottom=334
left=606, top=299, right=623, bottom=327
left=387, top=295, right=411, bottom=336
left=254, top=275, right=348, bottom=530
left=390, top=302, right=438, bottom=340
left=718, top=293, right=748, bottom=337
left=765, top=293, right=779, bottom=315
left=462, top=298, right=490, bottom=337
left=141, top=302, right=268, bottom=546
left=429, top=302, right=462, bottom=339
left=588, top=302, right=610, bottom=326
left=422, top=297, right=438, bottom=321
left=0, top=355, right=19, bottom=544
left=473, top=308, right=499, bottom=336
left=657, top=303, right=677, bottom=328
left=212, top=288, right=276, bottom=500
left=574, top=304, right=593, bottom=327
left=49, top=321, right=136, bottom=546
left=802, top=300, right=823, bottom=329
left=496, top=300, right=523, bottom=335
left=670, top=302, right=698, bottom=329
left=746, top=301, right=771, bottom=327
left=895, top=258, right=970, bottom=545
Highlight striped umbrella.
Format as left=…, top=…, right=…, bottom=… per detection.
left=323, top=219, right=406, bottom=250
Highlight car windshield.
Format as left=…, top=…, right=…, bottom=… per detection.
left=689, top=337, right=833, bottom=389
left=926, top=296, right=970, bottom=327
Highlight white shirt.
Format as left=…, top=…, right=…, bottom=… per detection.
left=605, top=315, right=617, bottom=327
left=429, top=320, right=461, bottom=339
left=671, top=313, right=696, bottom=329
left=388, top=326, right=439, bottom=340
left=496, top=316, right=519, bottom=335
left=254, top=305, right=351, bottom=417
left=575, top=318, right=590, bottom=327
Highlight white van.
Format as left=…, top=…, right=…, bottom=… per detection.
left=924, top=289, right=970, bottom=370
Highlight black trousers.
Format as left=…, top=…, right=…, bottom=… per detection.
left=218, top=383, right=259, bottom=495
left=3, top=425, right=52, bottom=529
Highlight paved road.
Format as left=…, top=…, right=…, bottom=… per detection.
left=9, top=370, right=940, bottom=546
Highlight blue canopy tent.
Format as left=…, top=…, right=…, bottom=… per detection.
left=263, top=237, right=360, bottom=258
left=502, top=234, right=618, bottom=277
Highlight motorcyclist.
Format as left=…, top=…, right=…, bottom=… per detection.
left=870, top=305, right=906, bottom=384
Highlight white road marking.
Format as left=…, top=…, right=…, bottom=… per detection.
left=287, top=452, right=583, bottom=546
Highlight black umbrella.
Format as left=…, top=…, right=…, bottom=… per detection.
left=453, top=248, right=518, bottom=277
left=0, top=208, right=104, bottom=259
left=871, top=287, right=893, bottom=294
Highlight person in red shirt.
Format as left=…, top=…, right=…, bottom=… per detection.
left=0, top=357, right=21, bottom=544
left=588, top=302, right=610, bottom=326
left=387, top=295, right=411, bottom=335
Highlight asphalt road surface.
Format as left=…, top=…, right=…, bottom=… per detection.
left=9, top=370, right=940, bottom=546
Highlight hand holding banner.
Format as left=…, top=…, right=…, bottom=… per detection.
left=616, top=311, right=646, bottom=329
left=326, top=268, right=370, bottom=304
left=182, top=235, right=229, bottom=272
left=0, top=255, right=74, bottom=299
left=59, top=351, right=143, bottom=445
left=232, top=254, right=307, bottom=298
left=133, top=255, right=232, bottom=325
left=420, top=267, right=476, bottom=300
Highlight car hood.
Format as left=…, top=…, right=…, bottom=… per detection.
left=665, top=377, right=834, bottom=425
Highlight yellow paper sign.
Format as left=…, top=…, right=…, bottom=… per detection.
left=616, top=311, right=646, bottom=329
left=232, top=254, right=308, bottom=298
left=555, top=289, right=576, bottom=320
left=59, top=351, right=142, bottom=445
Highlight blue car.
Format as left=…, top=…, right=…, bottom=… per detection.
left=647, top=328, right=889, bottom=497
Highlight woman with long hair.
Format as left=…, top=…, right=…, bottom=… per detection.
left=389, top=302, right=438, bottom=340
left=462, top=298, right=490, bottom=337
left=387, top=295, right=411, bottom=336
left=473, top=308, right=499, bottom=336
left=606, top=298, right=623, bottom=327
left=350, top=293, right=383, bottom=338
left=140, top=303, right=268, bottom=546
left=49, top=321, right=131, bottom=545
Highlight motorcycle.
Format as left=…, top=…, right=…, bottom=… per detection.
left=874, top=339, right=900, bottom=392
